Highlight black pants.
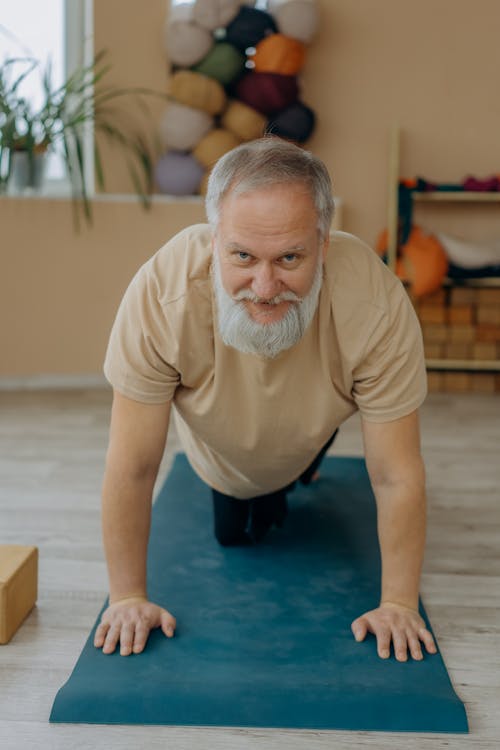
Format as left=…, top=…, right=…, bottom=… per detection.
left=212, top=429, right=339, bottom=546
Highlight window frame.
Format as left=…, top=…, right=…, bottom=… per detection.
left=41, top=0, right=94, bottom=197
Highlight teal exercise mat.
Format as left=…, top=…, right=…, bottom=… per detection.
left=50, top=455, right=468, bottom=732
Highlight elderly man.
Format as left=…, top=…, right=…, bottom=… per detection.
left=95, top=137, right=437, bottom=665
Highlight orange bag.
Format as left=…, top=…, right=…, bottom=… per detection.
left=376, top=226, right=449, bottom=298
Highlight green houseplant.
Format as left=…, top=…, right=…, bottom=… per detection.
left=0, top=50, right=166, bottom=226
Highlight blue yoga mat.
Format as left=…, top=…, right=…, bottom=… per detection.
left=50, top=455, right=468, bottom=732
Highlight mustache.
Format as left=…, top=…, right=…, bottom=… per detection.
left=232, top=289, right=302, bottom=305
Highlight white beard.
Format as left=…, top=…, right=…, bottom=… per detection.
left=211, top=249, right=324, bottom=359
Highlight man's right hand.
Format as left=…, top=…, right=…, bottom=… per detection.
left=94, top=596, right=176, bottom=656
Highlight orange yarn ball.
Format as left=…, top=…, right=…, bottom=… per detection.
left=251, top=33, right=306, bottom=76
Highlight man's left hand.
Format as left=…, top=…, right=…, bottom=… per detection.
left=351, top=601, right=438, bottom=661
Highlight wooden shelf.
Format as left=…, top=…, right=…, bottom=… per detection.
left=388, top=127, right=500, bottom=380
left=443, top=276, right=500, bottom=288
left=426, top=359, right=500, bottom=372
left=414, top=192, right=500, bottom=203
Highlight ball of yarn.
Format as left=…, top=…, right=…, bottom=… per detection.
left=160, top=102, right=213, bottom=151
left=224, top=6, right=278, bottom=52
left=193, top=128, right=241, bottom=168
left=166, top=20, right=214, bottom=67
left=167, top=2, right=195, bottom=23
left=395, top=227, right=449, bottom=298
left=193, top=42, right=247, bottom=86
left=267, top=0, right=319, bottom=44
left=155, top=151, right=205, bottom=195
left=236, top=71, right=299, bottom=115
left=266, top=101, right=315, bottom=143
left=168, top=70, right=227, bottom=115
left=251, top=33, right=306, bottom=76
left=222, top=99, right=267, bottom=141
left=193, top=0, right=241, bottom=31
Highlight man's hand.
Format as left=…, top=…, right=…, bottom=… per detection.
left=94, top=596, right=176, bottom=656
left=351, top=601, right=437, bottom=661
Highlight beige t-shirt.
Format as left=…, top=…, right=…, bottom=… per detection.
left=103, top=224, right=427, bottom=498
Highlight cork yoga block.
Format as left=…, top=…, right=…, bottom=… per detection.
left=444, top=343, right=471, bottom=360
left=424, top=342, right=444, bottom=358
left=471, top=374, right=497, bottom=394
left=443, top=372, right=472, bottom=393
left=447, top=305, right=473, bottom=325
left=450, top=287, right=478, bottom=306
left=426, top=371, right=444, bottom=392
left=418, top=305, right=446, bottom=324
left=472, top=342, right=498, bottom=360
left=421, top=323, right=448, bottom=343
left=448, top=324, right=476, bottom=344
left=0, top=545, right=38, bottom=644
left=477, top=306, right=500, bottom=326
left=477, top=288, right=500, bottom=306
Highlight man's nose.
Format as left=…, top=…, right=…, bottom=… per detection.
left=251, top=263, right=281, bottom=300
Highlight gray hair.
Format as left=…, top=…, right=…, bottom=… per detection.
left=205, top=137, right=335, bottom=240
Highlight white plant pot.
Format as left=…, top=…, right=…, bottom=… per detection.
left=9, top=150, right=47, bottom=193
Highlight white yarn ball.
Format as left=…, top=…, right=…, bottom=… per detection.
left=267, top=0, right=319, bottom=44
left=160, top=102, right=214, bottom=151
left=165, top=14, right=214, bottom=66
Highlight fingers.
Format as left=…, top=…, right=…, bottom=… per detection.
left=376, top=627, right=392, bottom=659
left=119, top=622, right=135, bottom=656
left=419, top=626, right=438, bottom=655
left=407, top=632, right=423, bottom=661
left=391, top=628, right=408, bottom=662
left=94, top=621, right=109, bottom=648
left=351, top=617, right=367, bottom=642
left=160, top=610, right=177, bottom=639
left=352, top=607, right=439, bottom=662
left=103, top=623, right=121, bottom=654
left=132, top=622, right=150, bottom=654
left=94, top=601, right=177, bottom=656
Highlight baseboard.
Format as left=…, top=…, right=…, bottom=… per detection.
left=0, top=374, right=109, bottom=391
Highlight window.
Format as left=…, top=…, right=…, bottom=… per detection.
left=0, top=0, right=92, bottom=192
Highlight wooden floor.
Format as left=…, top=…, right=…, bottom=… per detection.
left=0, top=388, right=498, bottom=749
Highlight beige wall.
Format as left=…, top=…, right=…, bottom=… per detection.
left=1, top=0, right=499, bottom=376
left=1, top=197, right=206, bottom=376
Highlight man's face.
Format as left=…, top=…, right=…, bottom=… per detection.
left=213, top=183, right=327, bottom=327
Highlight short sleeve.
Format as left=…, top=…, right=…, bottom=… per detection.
left=352, top=281, right=428, bottom=422
left=103, top=262, right=180, bottom=404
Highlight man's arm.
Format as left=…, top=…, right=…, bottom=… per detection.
left=94, top=390, right=176, bottom=656
left=351, top=409, right=437, bottom=661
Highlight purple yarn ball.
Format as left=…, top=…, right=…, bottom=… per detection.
left=155, top=151, right=205, bottom=196
left=235, top=72, right=299, bottom=115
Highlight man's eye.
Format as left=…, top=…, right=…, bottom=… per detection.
left=282, top=254, right=298, bottom=263
left=238, top=252, right=250, bottom=261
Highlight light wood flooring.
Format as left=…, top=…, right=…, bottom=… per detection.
left=0, top=388, right=499, bottom=749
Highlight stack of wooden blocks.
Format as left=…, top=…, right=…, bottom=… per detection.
left=413, top=286, right=500, bottom=393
